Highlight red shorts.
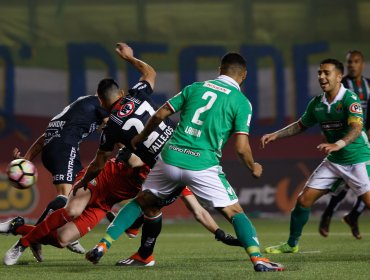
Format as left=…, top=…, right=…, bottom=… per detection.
left=71, top=159, right=148, bottom=237
left=181, top=186, right=193, bottom=197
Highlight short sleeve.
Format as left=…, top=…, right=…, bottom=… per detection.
left=128, top=81, right=153, bottom=97
left=300, top=98, right=318, bottom=127
left=233, top=99, right=252, bottom=135
left=167, top=86, right=190, bottom=112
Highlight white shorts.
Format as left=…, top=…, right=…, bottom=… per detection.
left=306, top=159, right=370, bottom=196
left=142, top=157, right=238, bottom=208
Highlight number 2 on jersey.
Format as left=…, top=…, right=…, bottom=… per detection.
left=191, top=91, right=217, bottom=125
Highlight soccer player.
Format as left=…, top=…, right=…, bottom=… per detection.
left=2, top=151, right=240, bottom=266
left=13, top=88, right=109, bottom=260
left=319, top=50, right=370, bottom=239
left=84, top=52, right=284, bottom=272
left=261, top=58, right=370, bottom=254
left=2, top=153, right=149, bottom=266
left=5, top=43, right=238, bottom=264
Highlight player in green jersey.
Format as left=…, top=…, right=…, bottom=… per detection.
left=319, top=50, right=370, bottom=239
left=85, top=52, right=284, bottom=272
left=261, top=58, right=370, bottom=254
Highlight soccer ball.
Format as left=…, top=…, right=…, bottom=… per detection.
left=6, top=159, right=38, bottom=190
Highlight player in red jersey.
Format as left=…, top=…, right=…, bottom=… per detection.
left=1, top=153, right=148, bottom=265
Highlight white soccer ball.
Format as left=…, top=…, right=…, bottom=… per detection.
left=6, top=159, right=38, bottom=190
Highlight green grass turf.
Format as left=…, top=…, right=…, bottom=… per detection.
left=0, top=217, right=370, bottom=279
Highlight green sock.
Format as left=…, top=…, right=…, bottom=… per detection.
left=100, top=199, right=142, bottom=249
left=287, top=203, right=310, bottom=247
left=232, top=213, right=261, bottom=257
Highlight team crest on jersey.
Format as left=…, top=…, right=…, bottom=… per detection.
left=335, top=102, right=343, bottom=113
left=349, top=102, right=362, bottom=114
left=118, top=102, right=135, bottom=117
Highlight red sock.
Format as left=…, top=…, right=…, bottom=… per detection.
left=39, top=230, right=63, bottom=248
left=16, top=224, right=35, bottom=236
left=21, top=208, right=73, bottom=247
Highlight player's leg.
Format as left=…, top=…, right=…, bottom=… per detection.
left=85, top=191, right=161, bottom=265
left=3, top=187, right=91, bottom=265
left=37, top=143, right=81, bottom=225
left=342, top=196, right=365, bottom=239
left=86, top=158, right=181, bottom=265
left=182, top=166, right=283, bottom=272
left=181, top=191, right=241, bottom=247
left=342, top=161, right=370, bottom=239
left=319, top=181, right=347, bottom=237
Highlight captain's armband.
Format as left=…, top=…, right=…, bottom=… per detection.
left=348, top=116, right=363, bottom=125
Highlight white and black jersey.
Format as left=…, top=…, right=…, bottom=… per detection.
left=100, top=81, right=175, bottom=168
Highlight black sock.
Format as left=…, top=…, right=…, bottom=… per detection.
left=322, top=189, right=347, bottom=218
left=129, top=214, right=144, bottom=230
left=35, top=195, right=67, bottom=225
left=348, top=197, right=366, bottom=219
left=138, top=214, right=162, bottom=259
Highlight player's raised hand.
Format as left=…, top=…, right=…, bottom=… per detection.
left=252, top=162, right=263, bottom=178
left=115, top=43, right=134, bottom=60
left=72, top=179, right=88, bottom=196
left=317, top=143, right=341, bottom=155
left=12, top=148, right=23, bottom=159
left=260, top=133, right=278, bottom=148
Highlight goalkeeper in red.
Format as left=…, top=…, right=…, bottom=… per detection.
left=86, top=52, right=284, bottom=272
left=261, top=58, right=370, bottom=254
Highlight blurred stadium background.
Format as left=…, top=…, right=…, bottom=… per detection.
left=1, top=0, right=370, bottom=220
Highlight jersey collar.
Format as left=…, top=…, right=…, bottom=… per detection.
left=321, top=83, right=346, bottom=105
left=216, top=75, right=240, bottom=91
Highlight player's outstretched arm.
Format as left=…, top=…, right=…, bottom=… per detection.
left=115, top=42, right=156, bottom=89
left=234, top=134, right=262, bottom=178
left=260, top=120, right=306, bottom=148
left=14, top=133, right=45, bottom=160
left=73, top=149, right=112, bottom=195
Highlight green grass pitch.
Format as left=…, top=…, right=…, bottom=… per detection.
left=0, top=217, right=369, bottom=279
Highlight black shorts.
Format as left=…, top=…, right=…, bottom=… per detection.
left=41, top=142, right=83, bottom=184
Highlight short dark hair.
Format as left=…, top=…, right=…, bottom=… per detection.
left=320, top=58, right=344, bottom=74
left=97, top=78, right=119, bottom=100
left=220, top=52, right=247, bottom=72
left=347, top=50, right=365, bottom=60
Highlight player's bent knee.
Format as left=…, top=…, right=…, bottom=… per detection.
left=220, top=203, right=244, bottom=220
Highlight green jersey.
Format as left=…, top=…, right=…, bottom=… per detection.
left=300, top=85, right=370, bottom=164
left=161, top=75, right=252, bottom=170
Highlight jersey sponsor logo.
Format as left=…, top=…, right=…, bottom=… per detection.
left=314, top=107, right=325, bottom=111
left=320, top=121, right=343, bottom=131
left=67, top=147, right=77, bottom=182
left=349, top=102, right=363, bottom=114
left=204, top=82, right=231, bottom=94
left=118, top=101, right=135, bottom=117
left=185, top=126, right=202, bottom=137
left=168, top=145, right=201, bottom=157
left=47, top=120, right=66, bottom=129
